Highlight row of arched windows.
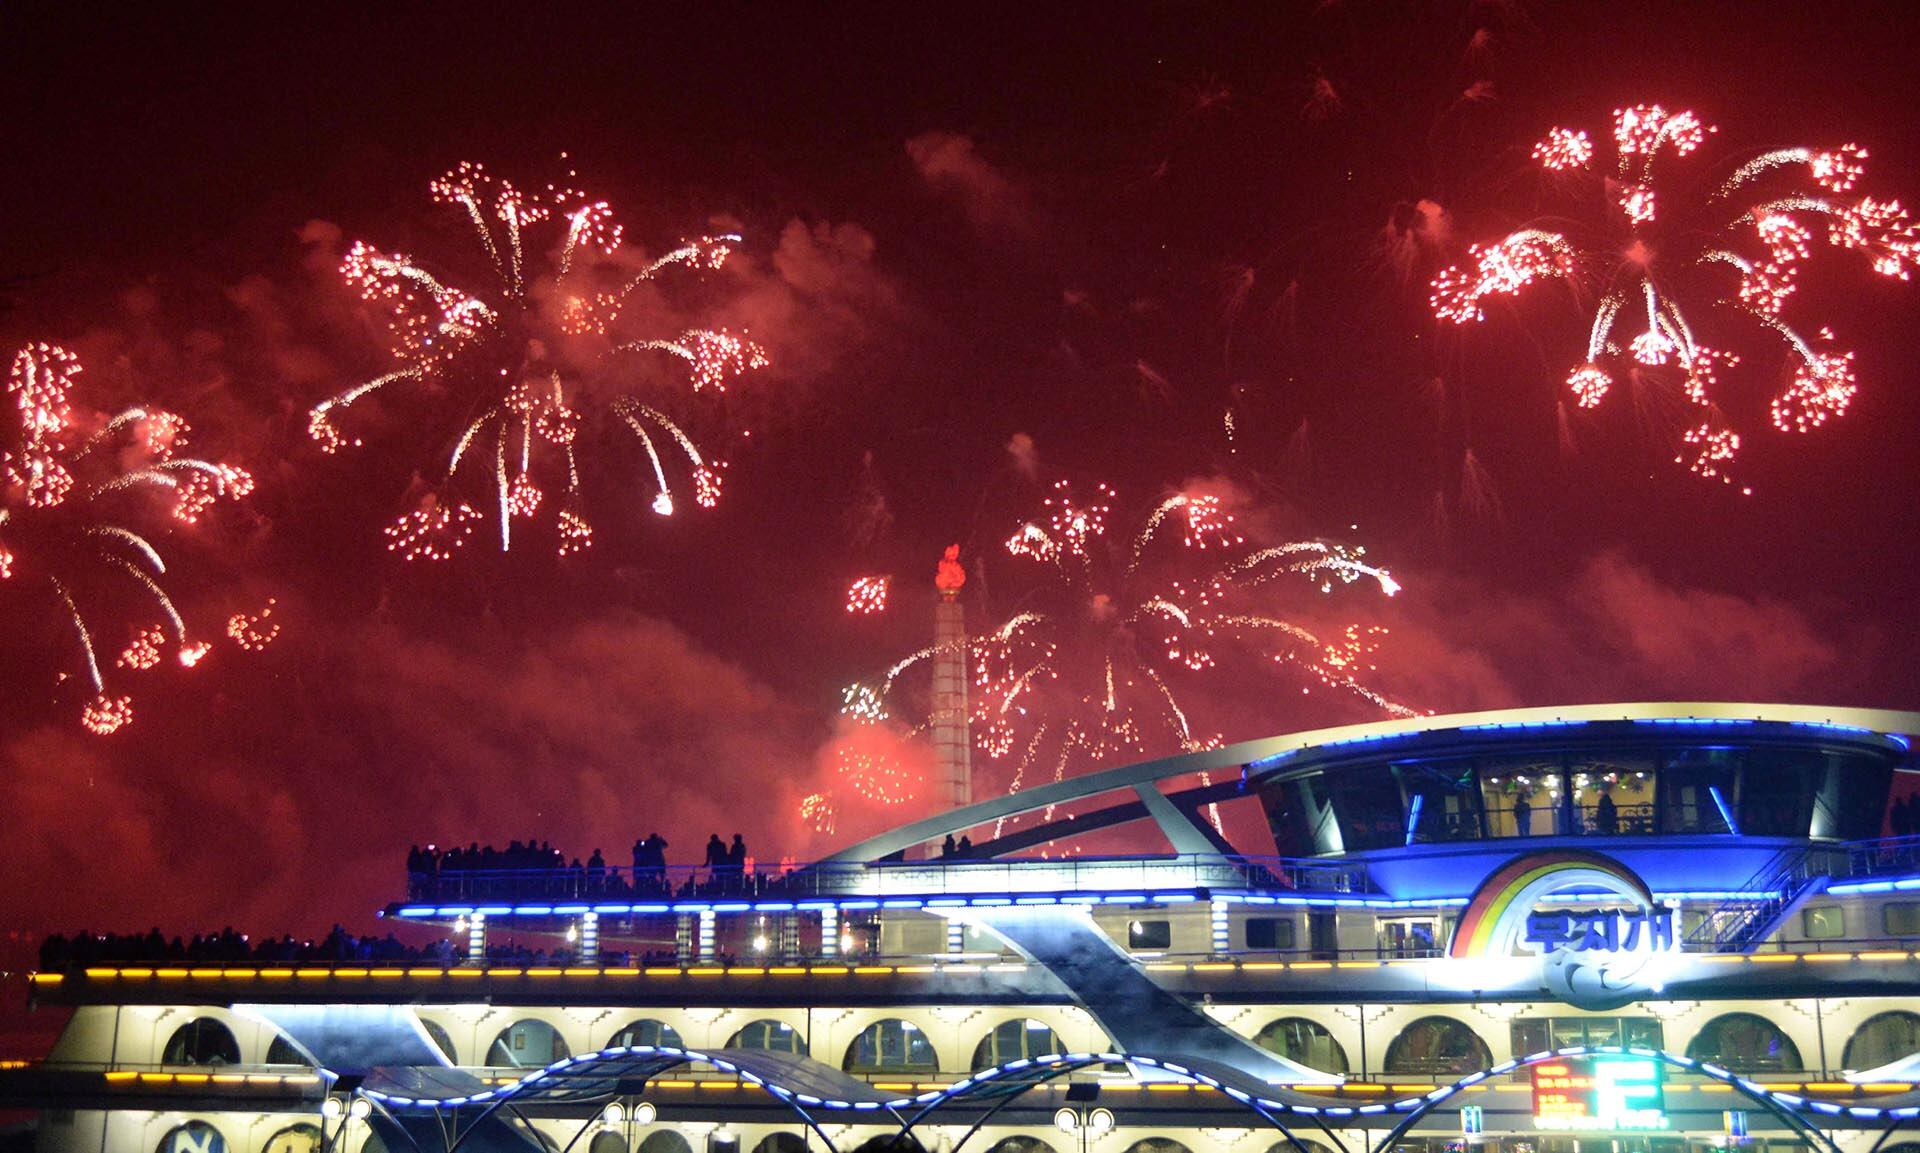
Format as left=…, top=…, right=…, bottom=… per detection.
left=157, top=1009, right=1920, bottom=1077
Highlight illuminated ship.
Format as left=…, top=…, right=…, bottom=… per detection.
left=10, top=703, right=1920, bottom=1153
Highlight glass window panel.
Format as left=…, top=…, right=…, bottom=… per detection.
left=1246, top=917, right=1295, bottom=950
left=1478, top=756, right=1566, bottom=837
left=1253, top=1018, right=1349, bottom=1074
left=1510, top=1019, right=1550, bottom=1057
left=1737, top=747, right=1822, bottom=836
left=1659, top=749, right=1737, bottom=834
left=1569, top=753, right=1656, bottom=835
left=1686, top=1012, right=1803, bottom=1073
left=1624, top=1019, right=1665, bottom=1049
left=1127, top=920, right=1171, bottom=950
left=844, top=1018, right=938, bottom=1073
left=1802, top=906, right=1846, bottom=939
left=1583, top=1018, right=1621, bottom=1047
left=1887, top=903, right=1920, bottom=936
left=1325, top=762, right=1405, bottom=851
left=1394, top=758, right=1483, bottom=843
left=1843, top=1012, right=1920, bottom=1071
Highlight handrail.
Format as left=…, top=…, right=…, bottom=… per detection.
left=400, top=853, right=1376, bottom=905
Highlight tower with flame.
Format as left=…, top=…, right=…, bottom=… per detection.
left=931, top=545, right=973, bottom=810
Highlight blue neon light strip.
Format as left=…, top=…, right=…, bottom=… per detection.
left=398, top=881, right=1821, bottom=921
left=1826, top=874, right=1920, bottom=895
left=347, top=1041, right=1919, bottom=1121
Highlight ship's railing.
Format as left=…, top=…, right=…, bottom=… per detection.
left=1844, top=833, right=1920, bottom=877
left=402, top=853, right=1374, bottom=905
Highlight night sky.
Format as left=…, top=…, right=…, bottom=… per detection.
left=3, top=1, right=1919, bottom=1022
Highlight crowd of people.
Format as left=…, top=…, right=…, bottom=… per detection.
left=38, top=926, right=458, bottom=969
left=406, top=833, right=769, bottom=901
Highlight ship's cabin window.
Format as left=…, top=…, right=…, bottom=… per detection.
left=1377, top=916, right=1440, bottom=958
left=1511, top=1016, right=1663, bottom=1056
left=1802, top=906, right=1845, bottom=939
left=752, top=1136, right=807, bottom=1153
left=1263, top=1142, right=1336, bottom=1153
left=1886, top=903, right=1920, bottom=936
left=729, top=1018, right=807, bottom=1055
left=973, top=1018, right=1061, bottom=1069
left=1843, top=1011, right=1920, bottom=1072
left=1687, top=1012, right=1803, bottom=1072
left=588, top=1135, right=626, bottom=1153
left=156, top=1122, right=227, bottom=1153
left=1121, top=1141, right=1193, bottom=1153
left=984, top=1140, right=1058, bottom=1153
left=419, top=1018, right=457, bottom=1063
left=638, top=1135, right=693, bottom=1153
left=1383, top=1016, right=1492, bottom=1076
left=610, top=1018, right=684, bottom=1049
left=162, top=1018, right=241, bottom=1066
left=1127, top=919, right=1171, bottom=950
left=486, top=1018, right=571, bottom=1068
left=1252, top=1017, right=1349, bottom=1074
left=1396, top=758, right=1482, bottom=843
left=1245, top=917, right=1295, bottom=950
left=1568, top=754, right=1656, bottom=834
left=1480, top=756, right=1565, bottom=837
left=264, top=1034, right=311, bottom=1065
left=1659, top=750, right=1736, bottom=834
left=263, top=1125, right=321, bottom=1153
left=844, top=1017, right=938, bottom=1074
left=1327, top=762, right=1403, bottom=850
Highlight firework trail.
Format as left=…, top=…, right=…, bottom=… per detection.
left=311, top=161, right=769, bottom=559
left=0, top=345, right=253, bottom=733
left=1433, top=105, right=1915, bottom=488
left=834, top=484, right=1411, bottom=837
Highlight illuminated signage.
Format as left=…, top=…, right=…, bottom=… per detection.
left=1525, top=907, right=1676, bottom=954
left=1532, top=1055, right=1669, bottom=1131
left=1450, top=852, right=1682, bottom=1008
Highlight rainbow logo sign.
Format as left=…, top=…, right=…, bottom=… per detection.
left=1447, top=850, right=1678, bottom=1008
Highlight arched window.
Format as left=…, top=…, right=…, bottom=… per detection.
left=265, top=1034, right=311, bottom=1066
left=1843, top=1011, right=1920, bottom=1072
left=610, top=1018, right=684, bottom=1049
left=1383, top=1016, right=1491, bottom=1076
left=162, top=1018, right=241, bottom=1066
left=728, top=1018, right=807, bottom=1055
left=1687, top=1012, right=1803, bottom=1073
left=419, top=1018, right=457, bottom=1064
left=984, top=1140, right=1058, bottom=1153
left=359, top=1134, right=387, bottom=1153
left=262, top=1125, right=321, bottom=1153
left=753, top=1136, right=808, bottom=1153
left=638, top=1135, right=692, bottom=1153
left=1121, top=1140, right=1192, bottom=1153
left=486, top=1018, right=571, bottom=1068
left=843, top=1017, right=939, bottom=1074
left=156, top=1122, right=227, bottom=1153
left=1252, top=1018, right=1349, bottom=1075
left=589, top=1134, right=627, bottom=1153
left=972, top=1019, right=1061, bottom=1069
left=1263, top=1142, right=1335, bottom=1153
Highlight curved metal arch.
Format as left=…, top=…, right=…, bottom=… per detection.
left=894, top=1052, right=1334, bottom=1153
left=823, top=702, right=1920, bottom=863
left=353, top=1046, right=862, bottom=1153
left=1362, top=1045, right=1849, bottom=1153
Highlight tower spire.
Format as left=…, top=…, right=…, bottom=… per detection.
left=931, top=545, right=972, bottom=811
